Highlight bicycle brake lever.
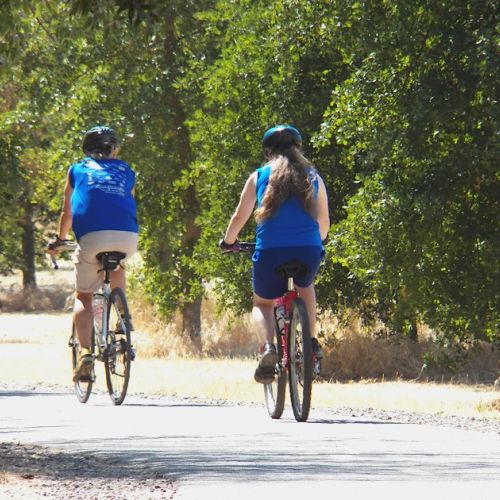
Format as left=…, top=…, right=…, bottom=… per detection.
left=49, top=254, right=59, bottom=270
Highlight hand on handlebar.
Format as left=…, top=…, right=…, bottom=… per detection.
left=47, top=235, right=76, bottom=253
left=218, top=238, right=241, bottom=253
left=47, top=236, right=77, bottom=270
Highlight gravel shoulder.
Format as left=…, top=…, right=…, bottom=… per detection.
left=0, top=441, right=176, bottom=500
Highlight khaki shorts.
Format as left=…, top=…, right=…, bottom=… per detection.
left=74, top=230, right=138, bottom=293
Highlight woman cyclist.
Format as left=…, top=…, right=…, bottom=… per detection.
left=48, top=126, right=138, bottom=381
left=220, top=125, right=330, bottom=383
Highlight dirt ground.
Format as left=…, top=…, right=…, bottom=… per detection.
left=0, top=442, right=175, bottom=499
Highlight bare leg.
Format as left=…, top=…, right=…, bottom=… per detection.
left=74, top=291, right=93, bottom=349
left=294, top=283, right=316, bottom=337
left=252, top=293, right=279, bottom=383
left=252, top=293, right=276, bottom=345
left=110, top=266, right=126, bottom=291
left=109, top=266, right=127, bottom=313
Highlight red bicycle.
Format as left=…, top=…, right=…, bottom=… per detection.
left=226, top=242, right=315, bottom=422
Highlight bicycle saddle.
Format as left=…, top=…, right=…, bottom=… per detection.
left=96, top=251, right=126, bottom=271
left=275, top=261, right=310, bottom=278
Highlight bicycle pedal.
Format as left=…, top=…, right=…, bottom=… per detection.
left=313, top=360, right=321, bottom=377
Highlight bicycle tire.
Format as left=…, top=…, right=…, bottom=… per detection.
left=104, top=287, right=132, bottom=405
left=70, top=322, right=93, bottom=403
left=288, top=298, right=312, bottom=422
left=264, top=315, right=287, bottom=419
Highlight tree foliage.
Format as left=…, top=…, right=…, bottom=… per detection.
left=315, top=0, right=499, bottom=342
left=0, top=0, right=497, bottom=345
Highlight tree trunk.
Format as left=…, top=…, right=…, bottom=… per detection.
left=182, top=296, right=202, bottom=351
left=20, top=197, right=37, bottom=290
left=163, top=11, right=203, bottom=349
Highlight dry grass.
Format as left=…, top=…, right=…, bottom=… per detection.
left=0, top=264, right=74, bottom=313
left=0, top=310, right=498, bottom=419
left=319, top=314, right=500, bottom=384
left=129, top=294, right=500, bottom=385
left=129, top=295, right=258, bottom=359
left=1, top=268, right=499, bottom=419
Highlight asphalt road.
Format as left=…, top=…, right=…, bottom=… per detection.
left=1, top=388, right=499, bottom=499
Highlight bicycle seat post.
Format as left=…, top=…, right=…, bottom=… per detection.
left=103, top=269, right=111, bottom=286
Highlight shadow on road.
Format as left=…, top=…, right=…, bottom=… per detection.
left=0, top=390, right=70, bottom=398
left=2, top=434, right=488, bottom=484
left=0, top=441, right=174, bottom=491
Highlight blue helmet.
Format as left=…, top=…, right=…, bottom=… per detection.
left=262, top=125, right=302, bottom=149
left=82, top=126, right=119, bottom=155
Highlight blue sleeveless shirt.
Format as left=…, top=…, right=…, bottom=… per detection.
left=69, top=157, right=138, bottom=240
left=255, top=165, right=322, bottom=250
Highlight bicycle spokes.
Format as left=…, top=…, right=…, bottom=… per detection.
left=288, top=298, right=312, bottom=422
left=104, top=287, right=132, bottom=405
left=70, top=323, right=93, bottom=404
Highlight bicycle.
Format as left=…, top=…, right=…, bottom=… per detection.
left=50, top=240, right=133, bottom=405
left=224, top=241, right=318, bottom=422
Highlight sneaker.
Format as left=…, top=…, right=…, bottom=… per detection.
left=254, top=343, right=278, bottom=384
left=118, top=338, right=136, bottom=361
left=115, top=315, right=134, bottom=333
left=311, top=337, right=323, bottom=360
left=73, top=353, right=94, bottom=382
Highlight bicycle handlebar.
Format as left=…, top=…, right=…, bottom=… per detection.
left=47, top=239, right=78, bottom=270
left=237, top=242, right=256, bottom=252
left=219, top=240, right=256, bottom=254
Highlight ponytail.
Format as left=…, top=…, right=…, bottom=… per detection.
left=255, top=146, right=317, bottom=223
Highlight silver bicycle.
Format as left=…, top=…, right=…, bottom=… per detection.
left=70, top=251, right=133, bottom=405
left=50, top=240, right=133, bottom=405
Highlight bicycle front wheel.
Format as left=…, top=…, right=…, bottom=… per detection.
left=288, top=298, right=312, bottom=422
left=264, top=319, right=287, bottom=419
left=104, top=287, right=132, bottom=405
left=70, top=323, right=93, bottom=403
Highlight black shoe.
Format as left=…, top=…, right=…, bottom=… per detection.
left=311, top=338, right=323, bottom=360
left=254, top=343, right=278, bottom=384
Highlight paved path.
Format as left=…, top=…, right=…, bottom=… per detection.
left=1, top=389, right=499, bottom=499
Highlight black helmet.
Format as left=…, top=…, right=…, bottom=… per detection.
left=82, top=126, right=119, bottom=155
left=262, top=125, right=302, bottom=150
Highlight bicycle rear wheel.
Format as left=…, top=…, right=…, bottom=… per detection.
left=264, top=319, right=287, bottom=419
left=104, top=287, right=132, bottom=405
left=69, top=323, right=93, bottom=403
left=288, top=298, right=312, bottom=422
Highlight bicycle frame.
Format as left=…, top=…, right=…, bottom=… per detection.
left=94, top=280, right=112, bottom=356
left=94, top=266, right=127, bottom=357
left=275, top=276, right=298, bottom=371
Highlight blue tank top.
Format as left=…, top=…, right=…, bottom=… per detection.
left=69, top=157, right=138, bottom=240
left=255, top=164, right=322, bottom=249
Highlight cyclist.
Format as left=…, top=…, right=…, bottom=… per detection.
left=220, top=125, right=330, bottom=383
left=48, top=126, right=138, bottom=381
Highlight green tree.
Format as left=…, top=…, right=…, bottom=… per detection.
left=0, top=2, right=73, bottom=287
left=67, top=0, right=220, bottom=347
left=317, top=0, right=499, bottom=342
left=188, top=0, right=356, bottom=315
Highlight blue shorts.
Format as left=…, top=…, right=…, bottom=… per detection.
left=252, top=246, right=324, bottom=299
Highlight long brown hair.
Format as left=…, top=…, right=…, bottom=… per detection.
left=255, top=145, right=317, bottom=223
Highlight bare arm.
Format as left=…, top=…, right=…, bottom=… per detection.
left=316, top=175, right=330, bottom=241
left=223, top=172, right=257, bottom=244
left=58, top=172, right=73, bottom=240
